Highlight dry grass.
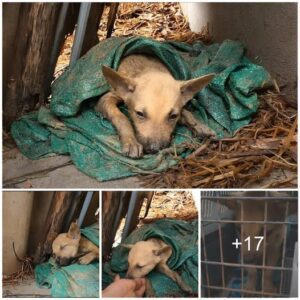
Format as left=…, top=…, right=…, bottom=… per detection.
left=140, top=91, right=297, bottom=188
left=140, top=191, right=198, bottom=222
left=3, top=256, right=34, bottom=286
left=98, top=2, right=211, bottom=43
left=7, top=3, right=297, bottom=188
left=55, top=2, right=210, bottom=77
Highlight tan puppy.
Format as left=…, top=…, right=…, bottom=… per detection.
left=220, top=197, right=295, bottom=294
left=52, top=222, right=99, bottom=266
left=96, top=54, right=215, bottom=157
left=123, top=238, right=192, bottom=295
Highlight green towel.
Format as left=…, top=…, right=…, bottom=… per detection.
left=35, top=223, right=99, bottom=298
left=102, top=218, right=198, bottom=297
left=11, top=37, right=272, bottom=181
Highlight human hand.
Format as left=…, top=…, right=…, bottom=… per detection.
left=102, top=274, right=146, bottom=298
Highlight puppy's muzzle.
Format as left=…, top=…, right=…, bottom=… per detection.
left=143, top=140, right=170, bottom=154
left=125, top=271, right=135, bottom=279
left=55, top=256, right=73, bottom=267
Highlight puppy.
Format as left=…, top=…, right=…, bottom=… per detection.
left=96, top=54, right=215, bottom=157
left=123, top=238, right=193, bottom=296
left=52, top=222, right=99, bottom=266
left=219, top=194, right=296, bottom=295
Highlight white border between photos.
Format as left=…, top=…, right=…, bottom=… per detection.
left=0, top=1, right=299, bottom=300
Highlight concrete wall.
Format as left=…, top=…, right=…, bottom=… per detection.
left=3, top=192, right=34, bottom=275
left=181, top=3, right=297, bottom=103
left=3, top=191, right=99, bottom=272
left=3, top=191, right=54, bottom=273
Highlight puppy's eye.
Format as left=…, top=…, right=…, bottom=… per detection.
left=136, top=111, right=145, bottom=119
left=169, top=113, right=178, bottom=120
left=136, top=264, right=144, bottom=269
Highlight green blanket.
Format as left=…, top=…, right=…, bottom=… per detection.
left=11, top=37, right=272, bottom=181
left=102, top=218, right=198, bottom=297
left=35, top=224, right=99, bottom=298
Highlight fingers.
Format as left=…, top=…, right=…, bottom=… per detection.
left=114, top=274, right=120, bottom=282
left=133, top=278, right=146, bottom=297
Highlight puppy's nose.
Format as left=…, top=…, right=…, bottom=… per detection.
left=56, top=257, right=70, bottom=266
left=144, top=141, right=170, bottom=153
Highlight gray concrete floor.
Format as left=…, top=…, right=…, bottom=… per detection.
left=3, top=148, right=296, bottom=189
left=3, top=148, right=142, bottom=188
left=3, top=277, right=51, bottom=298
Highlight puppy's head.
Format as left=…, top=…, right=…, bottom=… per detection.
left=122, top=241, right=170, bottom=279
left=102, top=65, right=214, bottom=153
left=52, top=222, right=81, bottom=266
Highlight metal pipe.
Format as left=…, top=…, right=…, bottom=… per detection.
left=201, top=284, right=287, bottom=297
left=112, top=192, right=126, bottom=237
left=63, top=191, right=82, bottom=231
left=201, top=260, right=293, bottom=271
left=201, top=219, right=296, bottom=225
left=202, top=196, right=297, bottom=201
left=78, top=191, right=93, bottom=227
left=70, top=3, right=91, bottom=66
left=280, top=201, right=290, bottom=294
left=122, top=192, right=139, bottom=241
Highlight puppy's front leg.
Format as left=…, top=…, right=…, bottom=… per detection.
left=157, top=262, right=193, bottom=294
left=78, top=251, right=98, bottom=265
left=264, top=225, right=284, bottom=294
left=180, top=109, right=215, bottom=137
left=243, top=267, right=257, bottom=295
left=95, top=92, right=143, bottom=158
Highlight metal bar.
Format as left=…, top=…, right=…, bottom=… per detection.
left=48, top=3, right=69, bottom=86
left=289, top=241, right=298, bottom=296
left=202, top=219, right=296, bottom=225
left=78, top=191, right=93, bottom=227
left=63, top=191, right=82, bottom=231
left=202, top=197, right=297, bottom=201
left=261, top=200, right=268, bottom=294
left=280, top=201, right=290, bottom=294
left=122, top=192, right=139, bottom=241
left=70, top=3, right=92, bottom=66
left=217, top=199, right=225, bottom=289
left=111, top=191, right=126, bottom=238
left=240, top=200, right=244, bottom=296
left=201, top=260, right=293, bottom=271
left=201, top=233, right=211, bottom=297
left=201, top=284, right=288, bottom=297
left=106, top=3, right=119, bottom=38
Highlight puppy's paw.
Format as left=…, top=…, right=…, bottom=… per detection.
left=181, top=284, right=193, bottom=294
left=78, top=255, right=93, bottom=265
left=122, top=137, right=143, bottom=158
left=193, top=123, right=216, bottom=138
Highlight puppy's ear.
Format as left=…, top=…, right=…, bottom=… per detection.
left=180, top=73, right=215, bottom=105
left=102, top=65, right=136, bottom=101
left=217, top=199, right=239, bottom=210
left=121, top=244, right=134, bottom=250
left=67, top=222, right=81, bottom=240
left=153, top=245, right=171, bottom=256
